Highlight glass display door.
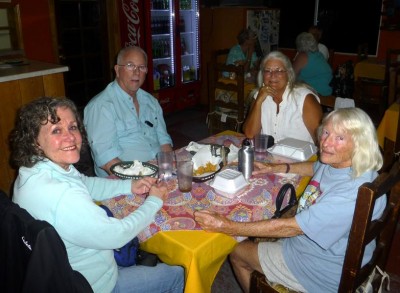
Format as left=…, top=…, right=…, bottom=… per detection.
left=150, top=0, right=200, bottom=91
left=151, top=0, right=175, bottom=90
left=179, top=0, right=200, bottom=84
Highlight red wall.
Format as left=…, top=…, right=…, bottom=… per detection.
left=13, top=0, right=56, bottom=63
left=11, top=1, right=400, bottom=69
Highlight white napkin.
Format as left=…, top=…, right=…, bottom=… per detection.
left=192, top=145, right=221, bottom=170
left=186, top=141, right=205, bottom=153
left=228, top=144, right=240, bottom=163
left=334, top=97, right=355, bottom=109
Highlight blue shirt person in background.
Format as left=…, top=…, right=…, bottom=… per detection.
left=224, top=28, right=261, bottom=80
left=293, top=32, right=333, bottom=96
left=84, top=46, right=173, bottom=177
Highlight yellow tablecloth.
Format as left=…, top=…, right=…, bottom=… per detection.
left=377, top=102, right=399, bottom=149
left=354, top=59, right=386, bottom=81
left=141, top=231, right=237, bottom=293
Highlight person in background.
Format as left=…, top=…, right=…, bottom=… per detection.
left=243, top=51, right=322, bottom=145
left=195, top=107, right=384, bottom=293
left=292, top=32, right=333, bottom=96
left=308, top=25, right=329, bottom=61
left=84, top=46, right=173, bottom=177
left=224, top=28, right=261, bottom=80
left=10, top=97, right=184, bottom=293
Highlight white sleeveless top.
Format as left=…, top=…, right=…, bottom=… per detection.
left=256, top=86, right=319, bottom=144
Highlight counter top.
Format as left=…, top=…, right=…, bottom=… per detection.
left=0, top=60, right=69, bottom=83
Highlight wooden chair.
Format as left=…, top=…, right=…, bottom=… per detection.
left=207, top=49, right=246, bottom=135
left=327, top=48, right=335, bottom=68
left=250, top=160, right=400, bottom=293
left=385, top=48, right=400, bottom=106
left=357, top=42, right=369, bottom=62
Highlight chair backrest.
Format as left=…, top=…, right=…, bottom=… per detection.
left=357, top=42, right=369, bottom=62
left=0, top=190, right=93, bottom=292
left=385, top=48, right=400, bottom=106
left=207, top=49, right=246, bottom=134
left=338, top=160, right=400, bottom=292
left=328, top=48, right=335, bottom=67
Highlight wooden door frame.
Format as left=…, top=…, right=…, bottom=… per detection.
left=47, top=0, right=121, bottom=78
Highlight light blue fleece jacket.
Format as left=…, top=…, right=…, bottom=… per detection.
left=13, top=159, right=163, bottom=293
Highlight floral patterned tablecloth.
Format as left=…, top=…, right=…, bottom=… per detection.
left=101, top=131, right=303, bottom=243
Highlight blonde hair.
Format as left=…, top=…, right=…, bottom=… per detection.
left=319, top=108, right=383, bottom=177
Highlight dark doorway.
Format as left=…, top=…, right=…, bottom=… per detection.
left=54, top=0, right=111, bottom=111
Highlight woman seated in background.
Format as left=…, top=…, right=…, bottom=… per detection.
left=195, top=107, right=384, bottom=293
left=9, top=97, right=184, bottom=293
left=224, top=28, right=261, bottom=80
left=243, top=50, right=323, bottom=145
left=293, top=32, right=333, bottom=96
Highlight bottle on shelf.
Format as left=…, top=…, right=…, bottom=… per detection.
left=181, top=37, right=187, bottom=55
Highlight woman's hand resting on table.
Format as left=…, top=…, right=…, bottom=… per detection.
left=194, top=210, right=235, bottom=235
left=253, top=161, right=275, bottom=175
left=131, top=177, right=169, bottom=200
left=131, top=177, right=157, bottom=194
left=148, top=181, right=168, bottom=201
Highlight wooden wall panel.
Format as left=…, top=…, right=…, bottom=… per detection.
left=43, top=73, right=66, bottom=97
left=19, top=76, right=45, bottom=104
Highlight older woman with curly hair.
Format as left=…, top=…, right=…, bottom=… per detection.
left=243, top=50, right=323, bottom=144
left=293, top=31, right=333, bottom=96
left=195, top=107, right=384, bottom=293
left=9, top=97, right=184, bottom=293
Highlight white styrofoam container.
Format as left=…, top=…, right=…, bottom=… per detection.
left=268, top=137, right=318, bottom=161
left=210, top=169, right=249, bottom=198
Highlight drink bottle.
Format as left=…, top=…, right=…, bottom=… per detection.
left=238, top=138, right=254, bottom=180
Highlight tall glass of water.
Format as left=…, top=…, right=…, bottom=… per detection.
left=157, top=151, right=175, bottom=181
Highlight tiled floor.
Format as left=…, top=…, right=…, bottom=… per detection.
left=165, top=105, right=210, bottom=150
left=165, top=106, right=400, bottom=292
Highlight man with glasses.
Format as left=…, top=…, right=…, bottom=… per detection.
left=84, top=46, right=173, bottom=177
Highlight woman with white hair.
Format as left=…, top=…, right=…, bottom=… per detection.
left=293, top=31, right=333, bottom=96
left=243, top=50, right=323, bottom=144
left=195, top=107, right=384, bottom=293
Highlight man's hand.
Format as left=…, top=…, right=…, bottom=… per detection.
left=161, top=144, right=173, bottom=152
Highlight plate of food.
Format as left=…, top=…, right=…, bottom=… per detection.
left=111, top=160, right=158, bottom=180
left=192, top=161, right=223, bottom=183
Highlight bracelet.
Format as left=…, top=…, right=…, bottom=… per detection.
left=284, top=163, right=290, bottom=173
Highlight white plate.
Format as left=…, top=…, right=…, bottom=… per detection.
left=268, top=138, right=318, bottom=161
left=110, top=161, right=158, bottom=179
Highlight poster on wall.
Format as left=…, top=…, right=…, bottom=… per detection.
left=246, top=9, right=280, bottom=57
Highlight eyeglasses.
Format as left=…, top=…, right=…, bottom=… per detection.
left=117, top=63, right=148, bottom=73
left=263, top=69, right=287, bottom=77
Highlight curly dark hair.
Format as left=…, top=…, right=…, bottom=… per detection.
left=9, top=97, right=88, bottom=168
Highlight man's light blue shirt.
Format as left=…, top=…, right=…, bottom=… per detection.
left=84, top=81, right=172, bottom=177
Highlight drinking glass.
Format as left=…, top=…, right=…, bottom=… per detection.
left=177, top=160, right=193, bottom=192
left=157, top=151, right=175, bottom=181
left=254, top=134, right=274, bottom=152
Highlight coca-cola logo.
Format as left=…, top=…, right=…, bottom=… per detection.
left=121, top=0, right=141, bottom=47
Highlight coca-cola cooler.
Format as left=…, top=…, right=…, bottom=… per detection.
left=117, top=0, right=201, bottom=113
